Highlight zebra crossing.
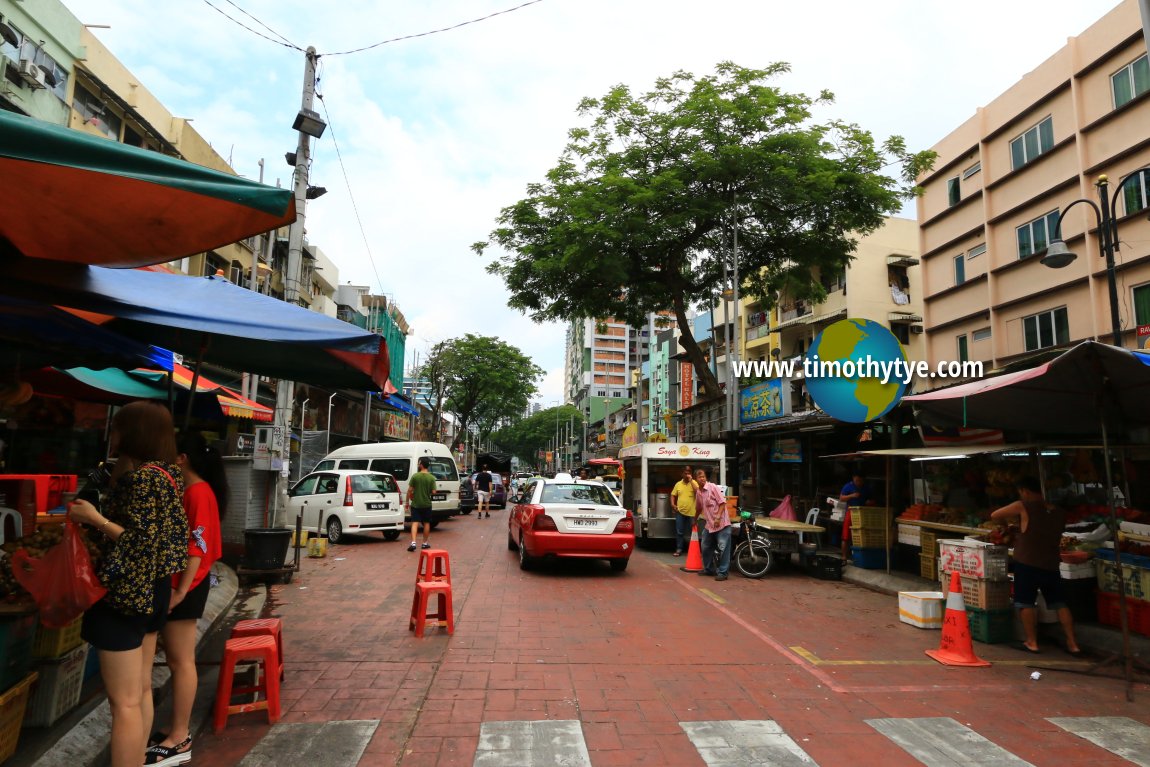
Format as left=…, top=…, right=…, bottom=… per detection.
left=470, top=716, right=1150, bottom=767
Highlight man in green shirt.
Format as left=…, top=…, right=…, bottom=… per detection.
left=406, top=457, right=437, bottom=551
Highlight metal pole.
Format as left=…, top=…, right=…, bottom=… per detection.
left=326, top=392, right=337, bottom=455
left=730, top=201, right=741, bottom=432
left=1097, top=178, right=1124, bottom=346
left=1140, top=0, right=1150, bottom=60
left=362, top=391, right=371, bottom=441
left=720, top=252, right=732, bottom=434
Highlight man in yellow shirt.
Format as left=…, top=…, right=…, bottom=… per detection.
left=670, top=465, right=698, bottom=556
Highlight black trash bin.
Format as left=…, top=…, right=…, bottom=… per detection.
left=242, top=528, right=292, bottom=570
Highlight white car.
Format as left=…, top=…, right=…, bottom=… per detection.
left=287, top=470, right=403, bottom=544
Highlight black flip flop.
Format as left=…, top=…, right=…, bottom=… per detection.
left=1011, top=642, right=1041, bottom=654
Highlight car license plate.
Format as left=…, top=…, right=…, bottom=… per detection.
left=570, top=518, right=599, bottom=528
left=367, top=502, right=388, bottom=510
left=432, top=491, right=447, bottom=501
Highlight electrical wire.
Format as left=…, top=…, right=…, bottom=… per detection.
left=222, top=0, right=298, bottom=48
left=314, top=89, right=386, bottom=296
left=200, top=0, right=302, bottom=51
left=323, top=0, right=546, bottom=56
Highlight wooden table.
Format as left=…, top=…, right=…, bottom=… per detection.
left=895, top=518, right=986, bottom=537
left=753, top=517, right=825, bottom=533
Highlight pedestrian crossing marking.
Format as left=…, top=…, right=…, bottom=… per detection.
left=681, top=721, right=817, bottom=766
left=1049, top=716, right=1150, bottom=767
left=474, top=720, right=592, bottom=767
left=866, top=717, right=1034, bottom=766
left=792, top=646, right=1091, bottom=667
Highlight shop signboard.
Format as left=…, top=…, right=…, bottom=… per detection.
left=680, top=362, right=694, bottom=409
left=621, top=422, right=640, bottom=448
left=770, top=437, right=802, bottom=463
left=1139, top=324, right=1150, bottom=350
left=739, top=378, right=789, bottom=425
left=382, top=411, right=410, bottom=440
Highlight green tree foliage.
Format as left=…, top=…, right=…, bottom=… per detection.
left=493, top=405, right=584, bottom=467
left=422, top=334, right=543, bottom=450
left=475, top=62, right=935, bottom=398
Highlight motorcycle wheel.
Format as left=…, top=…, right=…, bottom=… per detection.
left=734, top=539, right=772, bottom=579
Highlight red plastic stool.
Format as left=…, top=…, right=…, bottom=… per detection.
left=213, top=635, right=281, bottom=732
left=415, top=548, right=451, bottom=585
left=231, top=618, right=284, bottom=679
left=408, top=581, right=454, bottom=638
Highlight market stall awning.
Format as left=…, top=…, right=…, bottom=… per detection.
left=23, top=367, right=224, bottom=420
left=131, top=363, right=273, bottom=422
left=383, top=393, right=418, bottom=416
left=0, top=109, right=295, bottom=268
left=821, top=445, right=1040, bottom=460
left=0, top=259, right=390, bottom=391
left=0, top=294, right=172, bottom=373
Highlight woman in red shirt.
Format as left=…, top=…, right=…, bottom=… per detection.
left=146, top=432, right=226, bottom=767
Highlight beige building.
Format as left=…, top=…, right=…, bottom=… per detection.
left=918, top=0, right=1150, bottom=376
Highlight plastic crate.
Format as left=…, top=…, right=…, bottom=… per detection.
left=850, top=546, right=888, bottom=570
left=965, top=606, right=1015, bottom=644
left=0, top=672, right=36, bottom=764
left=959, top=575, right=1013, bottom=610
left=899, top=591, right=944, bottom=629
left=1096, top=592, right=1150, bottom=637
left=0, top=613, right=37, bottom=695
left=850, top=507, right=891, bottom=529
left=24, top=643, right=87, bottom=728
left=920, top=553, right=938, bottom=581
left=897, top=524, right=922, bottom=547
left=850, top=527, right=891, bottom=549
left=1095, top=561, right=1150, bottom=600
left=806, top=555, right=843, bottom=581
left=939, top=540, right=1008, bottom=581
left=31, top=617, right=83, bottom=660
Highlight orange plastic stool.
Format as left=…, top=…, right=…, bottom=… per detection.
left=409, top=581, right=454, bottom=638
left=416, top=548, right=451, bottom=584
left=213, top=635, right=282, bottom=732
left=231, top=618, right=284, bottom=678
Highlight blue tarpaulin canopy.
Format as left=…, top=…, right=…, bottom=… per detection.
left=0, top=258, right=390, bottom=391
left=384, top=393, right=419, bottom=416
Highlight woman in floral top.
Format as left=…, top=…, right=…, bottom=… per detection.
left=68, top=401, right=188, bottom=767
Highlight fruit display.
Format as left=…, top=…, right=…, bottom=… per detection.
left=0, top=523, right=102, bottom=600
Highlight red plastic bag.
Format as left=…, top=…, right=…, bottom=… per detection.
left=11, top=521, right=106, bottom=628
left=769, top=494, right=797, bottom=521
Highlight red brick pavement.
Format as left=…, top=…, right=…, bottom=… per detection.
left=194, top=514, right=1149, bottom=766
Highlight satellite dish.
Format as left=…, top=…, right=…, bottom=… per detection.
left=0, top=21, right=18, bottom=48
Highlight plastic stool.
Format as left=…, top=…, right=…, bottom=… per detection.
left=213, top=635, right=281, bottom=732
left=409, top=581, right=454, bottom=638
left=415, top=548, right=451, bottom=585
left=231, top=618, right=284, bottom=679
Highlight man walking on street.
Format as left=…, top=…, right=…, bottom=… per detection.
left=670, top=465, right=698, bottom=557
left=695, top=467, right=730, bottom=581
left=406, top=457, right=437, bottom=551
left=990, top=476, right=1083, bottom=656
left=475, top=464, right=493, bottom=519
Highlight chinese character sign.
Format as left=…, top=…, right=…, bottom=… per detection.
left=739, top=379, right=789, bottom=425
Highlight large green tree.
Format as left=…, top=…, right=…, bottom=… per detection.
left=426, top=334, right=543, bottom=450
left=493, top=405, right=583, bottom=467
left=475, top=62, right=935, bottom=398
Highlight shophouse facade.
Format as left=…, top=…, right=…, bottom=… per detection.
left=918, top=0, right=1150, bottom=375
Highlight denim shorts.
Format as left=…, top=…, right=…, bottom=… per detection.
left=1012, top=561, right=1066, bottom=609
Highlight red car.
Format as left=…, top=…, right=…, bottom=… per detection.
left=507, top=475, right=634, bottom=572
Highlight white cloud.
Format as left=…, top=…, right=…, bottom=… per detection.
left=63, top=0, right=1120, bottom=403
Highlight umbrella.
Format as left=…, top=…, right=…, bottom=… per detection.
left=0, top=109, right=295, bottom=268
left=0, top=258, right=390, bottom=391
left=129, top=363, right=273, bottom=422
left=23, top=367, right=228, bottom=421
left=905, top=341, right=1150, bottom=699
left=0, top=294, right=173, bottom=373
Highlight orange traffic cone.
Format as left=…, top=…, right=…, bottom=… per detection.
left=681, top=527, right=704, bottom=573
left=926, top=571, right=991, bottom=667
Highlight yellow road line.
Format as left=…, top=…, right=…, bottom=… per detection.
left=698, top=588, right=726, bottom=604
left=790, top=646, right=1091, bottom=667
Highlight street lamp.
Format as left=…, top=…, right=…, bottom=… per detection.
left=1040, top=173, right=1144, bottom=346
left=326, top=392, right=337, bottom=454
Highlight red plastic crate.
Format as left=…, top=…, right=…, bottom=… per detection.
left=1096, top=592, right=1150, bottom=637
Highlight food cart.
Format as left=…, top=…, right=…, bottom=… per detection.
left=618, top=442, right=725, bottom=541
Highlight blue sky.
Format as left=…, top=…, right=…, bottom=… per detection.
left=63, top=0, right=1122, bottom=402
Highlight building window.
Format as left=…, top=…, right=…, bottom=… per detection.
left=596, top=390, right=607, bottom=397
left=1009, top=116, right=1054, bottom=170
left=962, top=162, right=981, bottom=180
left=1134, top=283, right=1150, bottom=326
left=72, top=83, right=122, bottom=141
left=947, top=177, right=960, bottom=207
left=1016, top=210, right=1060, bottom=259
left=891, top=323, right=910, bottom=345
left=613, top=391, right=625, bottom=397
left=953, top=254, right=965, bottom=286
left=1121, top=169, right=1150, bottom=216
left=956, top=335, right=969, bottom=363
left=968, top=243, right=987, bottom=259
left=972, top=327, right=992, bottom=342
left=1023, top=307, right=1069, bottom=352
left=1112, top=54, right=1150, bottom=109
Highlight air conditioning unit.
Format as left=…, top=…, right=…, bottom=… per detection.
left=17, top=59, right=46, bottom=89
left=910, top=324, right=925, bottom=334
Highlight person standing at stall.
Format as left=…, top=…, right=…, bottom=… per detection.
left=670, top=466, right=698, bottom=557
left=695, top=467, right=731, bottom=581
left=67, top=401, right=188, bottom=767
left=839, top=473, right=873, bottom=559
left=990, top=476, right=1083, bottom=656
left=145, top=431, right=227, bottom=766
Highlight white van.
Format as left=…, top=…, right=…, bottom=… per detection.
left=314, top=442, right=461, bottom=526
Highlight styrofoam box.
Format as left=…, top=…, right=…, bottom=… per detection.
left=897, top=524, right=922, bottom=547
left=1060, top=560, right=1096, bottom=580
left=1120, top=521, right=1150, bottom=537
left=899, top=591, right=944, bottom=629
